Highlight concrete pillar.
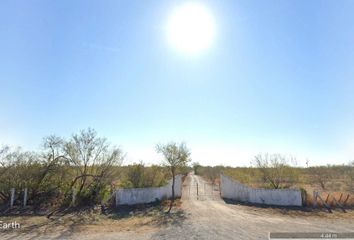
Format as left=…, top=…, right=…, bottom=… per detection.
left=10, top=188, right=15, bottom=208
left=23, top=188, right=28, bottom=207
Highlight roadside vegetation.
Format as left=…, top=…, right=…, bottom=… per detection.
left=118, top=163, right=169, bottom=189
left=195, top=154, right=354, bottom=207
left=0, top=129, right=123, bottom=210
left=0, top=129, right=189, bottom=213
left=156, top=142, right=191, bottom=212
left=195, top=154, right=354, bottom=192
left=1, top=132, right=353, bottom=213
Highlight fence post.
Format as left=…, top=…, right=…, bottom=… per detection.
left=219, top=180, right=221, bottom=197
left=10, top=188, right=15, bottom=208
left=23, top=188, right=28, bottom=207
left=197, top=183, right=199, bottom=200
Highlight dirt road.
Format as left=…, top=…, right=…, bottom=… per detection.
left=152, top=173, right=353, bottom=240
left=1, top=173, right=353, bottom=239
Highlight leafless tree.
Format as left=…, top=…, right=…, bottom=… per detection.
left=64, top=128, right=124, bottom=204
left=309, top=166, right=331, bottom=190
left=27, top=136, right=67, bottom=198
left=0, top=147, right=38, bottom=203
left=251, top=153, right=298, bottom=189
left=204, top=166, right=219, bottom=184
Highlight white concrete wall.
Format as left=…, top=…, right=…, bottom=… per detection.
left=116, top=175, right=183, bottom=206
left=220, top=174, right=302, bottom=207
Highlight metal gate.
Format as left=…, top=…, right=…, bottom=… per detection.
left=183, top=182, right=221, bottom=200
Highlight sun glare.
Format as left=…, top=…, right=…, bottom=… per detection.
left=167, top=2, right=215, bottom=55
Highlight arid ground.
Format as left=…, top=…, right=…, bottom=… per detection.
left=1, top=173, right=353, bottom=240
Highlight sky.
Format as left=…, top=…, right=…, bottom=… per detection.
left=1, top=0, right=354, bottom=167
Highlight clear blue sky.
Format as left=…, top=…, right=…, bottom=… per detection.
left=1, top=0, right=353, bottom=166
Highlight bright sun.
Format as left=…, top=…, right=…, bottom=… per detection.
left=167, top=2, right=215, bottom=55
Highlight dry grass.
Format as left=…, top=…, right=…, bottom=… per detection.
left=0, top=199, right=186, bottom=236
left=304, top=191, right=354, bottom=208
